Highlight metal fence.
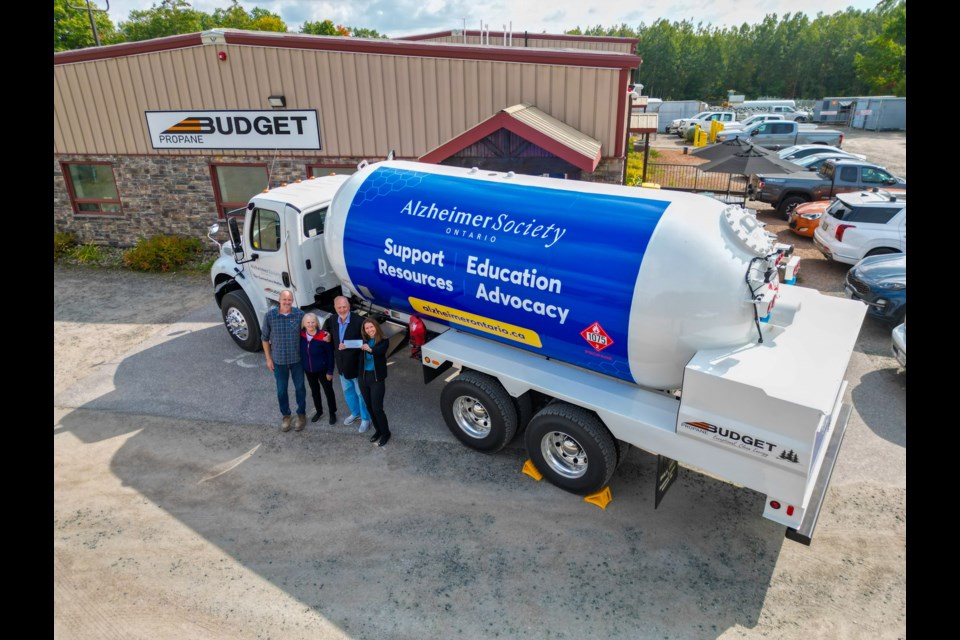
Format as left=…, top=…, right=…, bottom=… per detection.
left=642, top=162, right=749, bottom=203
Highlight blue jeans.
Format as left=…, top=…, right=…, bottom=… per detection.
left=274, top=361, right=306, bottom=416
left=339, top=374, right=370, bottom=421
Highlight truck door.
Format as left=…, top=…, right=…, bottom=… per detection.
left=244, top=204, right=290, bottom=302
left=291, top=204, right=340, bottom=307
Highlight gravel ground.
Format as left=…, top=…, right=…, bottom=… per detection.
left=53, top=129, right=906, bottom=639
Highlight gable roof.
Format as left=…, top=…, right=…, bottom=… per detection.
left=420, top=103, right=602, bottom=172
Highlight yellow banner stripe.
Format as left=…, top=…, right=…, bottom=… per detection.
left=409, top=297, right=542, bottom=348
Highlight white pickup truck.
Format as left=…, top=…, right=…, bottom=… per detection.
left=670, top=111, right=737, bottom=136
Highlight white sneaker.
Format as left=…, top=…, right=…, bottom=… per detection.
left=343, top=414, right=359, bottom=426
left=359, top=420, right=370, bottom=434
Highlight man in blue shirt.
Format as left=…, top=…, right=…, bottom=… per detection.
left=262, top=289, right=307, bottom=432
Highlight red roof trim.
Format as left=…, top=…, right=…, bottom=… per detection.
left=54, top=30, right=639, bottom=69
left=399, top=30, right=638, bottom=46
left=419, top=111, right=600, bottom=173
left=54, top=33, right=204, bottom=65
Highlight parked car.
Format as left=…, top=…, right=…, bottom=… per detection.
left=792, top=151, right=869, bottom=172
left=715, top=120, right=843, bottom=150
left=751, top=158, right=906, bottom=218
left=675, top=111, right=737, bottom=137
left=668, top=111, right=711, bottom=135
left=843, top=253, right=906, bottom=325
left=778, top=145, right=866, bottom=162
left=787, top=199, right=832, bottom=237
left=813, top=189, right=906, bottom=265
left=788, top=188, right=905, bottom=238
left=720, top=113, right=785, bottom=131
left=891, top=319, right=906, bottom=369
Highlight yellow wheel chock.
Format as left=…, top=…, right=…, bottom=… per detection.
left=584, top=486, right=613, bottom=509
left=522, top=459, right=613, bottom=509
left=522, top=459, right=543, bottom=481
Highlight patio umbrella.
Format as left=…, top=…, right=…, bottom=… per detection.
left=697, top=145, right=803, bottom=176
left=689, top=136, right=755, bottom=161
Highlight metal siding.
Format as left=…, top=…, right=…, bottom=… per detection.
left=54, top=41, right=630, bottom=159
left=83, top=64, right=109, bottom=153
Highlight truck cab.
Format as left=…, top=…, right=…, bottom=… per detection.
left=209, top=174, right=350, bottom=351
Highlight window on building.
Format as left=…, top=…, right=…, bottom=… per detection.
left=211, top=163, right=269, bottom=219
left=306, top=164, right=357, bottom=178
left=61, top=162, right=122, bottom=215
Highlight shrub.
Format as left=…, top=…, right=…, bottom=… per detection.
left=54, top=231, right=79, bottom=260
left=71, top=241, right=104, bottom=264
left=122, top=235, right=204, bottom=272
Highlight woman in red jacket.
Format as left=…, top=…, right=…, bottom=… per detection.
left=300, top=313, right=337, bottom=425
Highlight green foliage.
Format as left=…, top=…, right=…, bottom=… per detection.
left=119, top=0, right=208, bottom=42
left=54, top=231, right=79, bottom=260
left=347, top=27, right=387, bottom=38
left=122, top=235, right=204, bottom=272
left=625, top=138, right=661, bottom=186
left=54, top=0, right=119, bottom=51
left=210, top=1, right=286, bottom=32
left=301, top=19, right=340, bottom=35
left=72, top=241, right=105, bottom=264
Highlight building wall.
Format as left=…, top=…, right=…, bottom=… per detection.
left=55, top=153, right=625, bottom=246
left=54, top=37, right=632, bottom=158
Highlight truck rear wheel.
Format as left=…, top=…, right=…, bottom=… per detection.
left=220, top=290, right=262, bottom=352
left=523, top=403, right=617, bottom=495
left=441, top=371, right=518, bottom=453
left=778, top=195, right=809, bottom=220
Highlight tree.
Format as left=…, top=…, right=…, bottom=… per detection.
left=855, top=0, right=906, bottom=95
left=54, top=0, right=120, bottom=51
left=300, top=20, right=338, bottom=36
left=119, top=0, right=207, bottom=42
left=209, top=1, right=287, bottom=32
left=347, top=27, right=387, bottom=39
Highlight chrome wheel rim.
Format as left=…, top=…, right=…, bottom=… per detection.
left=224, top=307, right=249, bottom=341
left=540, top=431, right=588, bottom=479
left=452, top=395, right=491, bottom=439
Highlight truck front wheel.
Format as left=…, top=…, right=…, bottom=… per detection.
left=441, top=371, right=518, bottom=453
left=778, top=195, right=809, bottom=219
left=220, top=290, right=262, bottom=352
left=524, top=403, right=617, bottom=495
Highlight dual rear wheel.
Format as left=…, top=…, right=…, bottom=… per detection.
left=440, top=371, right=622, bottom=495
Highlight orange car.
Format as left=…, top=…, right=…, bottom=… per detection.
left=788, top=188, right=906, bottom=238
left=787, top=200, right=832, bottom=237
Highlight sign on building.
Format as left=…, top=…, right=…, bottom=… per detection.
left=146, top=110, right=321, bottom=150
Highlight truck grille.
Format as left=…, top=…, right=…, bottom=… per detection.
left=845, top=273, right=871, bottom=297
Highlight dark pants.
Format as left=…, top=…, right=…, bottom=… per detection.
left=358, top=370, right=389, bottom=437
left=305, top=371, right=338, bottom=416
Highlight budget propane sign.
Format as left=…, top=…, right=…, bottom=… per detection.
left=336, top=165, right=668, bottom=383
left=145, top=110, right=321, bottom=150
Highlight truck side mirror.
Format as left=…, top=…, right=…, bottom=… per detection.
left=227, top=216, right=244, bottom=258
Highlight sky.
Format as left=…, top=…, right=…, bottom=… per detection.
left=102, top=0, right=882, bottom=38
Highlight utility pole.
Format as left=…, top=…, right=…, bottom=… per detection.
left=68, top=0, right=110, bottom=47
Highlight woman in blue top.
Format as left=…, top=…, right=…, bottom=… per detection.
left=359, top=317, right=391, bottom=447
left=300, top=313, right=338, bottom=425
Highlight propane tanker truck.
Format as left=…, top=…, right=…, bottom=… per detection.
left=208, top=160, right=865, bottom=545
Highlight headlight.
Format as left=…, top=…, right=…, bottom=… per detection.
left=877, top=282, right=906, bottom=291
left=799, top=212, right=821, bottom=220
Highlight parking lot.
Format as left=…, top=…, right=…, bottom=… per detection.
left=54, top=132, right=906, bottom=639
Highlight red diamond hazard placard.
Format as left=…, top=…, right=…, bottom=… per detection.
left=581, top=322, right=614, bottom=352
